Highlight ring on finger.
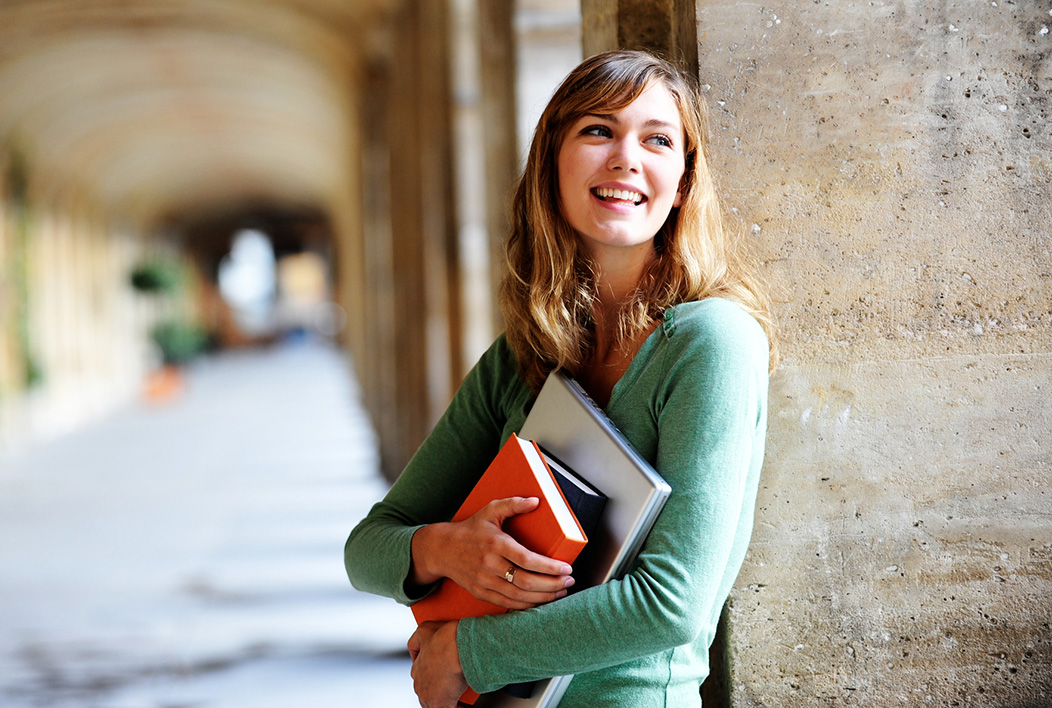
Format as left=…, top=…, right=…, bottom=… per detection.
left=504, top=564, right=517, bottom=584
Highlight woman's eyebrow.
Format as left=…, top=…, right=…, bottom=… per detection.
left=582, top=113, right=680, bottom=132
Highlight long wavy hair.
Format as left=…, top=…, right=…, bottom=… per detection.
left=500, top=50, right=777, bottom=390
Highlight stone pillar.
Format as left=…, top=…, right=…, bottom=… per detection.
left=357, top=60, right=401, bottom=477
left=331, top=66, right=369, bottom=397
left=0, top=152, right=21, bottom=397
left=581, top=0, right=697, bottom=71
left=445, top=0, right=498, bottom=364
left=478, top=0, right=518, bottom=333
left=382, top=5, right=429, bottom=478
left=418, top=0, right=460, bottom=409
left=691, top=2, right=1052, bottom=706
left=369, top=0, right=461, bottom=479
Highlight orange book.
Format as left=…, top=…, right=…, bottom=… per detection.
left=411, top=433, right=588, bottom=704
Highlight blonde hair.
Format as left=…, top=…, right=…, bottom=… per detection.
left=500, top=50, right=777, bottom=389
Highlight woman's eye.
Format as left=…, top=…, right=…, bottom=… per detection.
left=647, top=134, right=673, bottom=148
left=581, top=124, right=612, bottom=138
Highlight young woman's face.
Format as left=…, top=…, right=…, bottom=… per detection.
left=557, top=82, right=686, bottom=264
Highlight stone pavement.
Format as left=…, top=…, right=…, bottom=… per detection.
left=0, top=341, right=419, bottom=707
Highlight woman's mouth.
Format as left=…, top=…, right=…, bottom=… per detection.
left=593, top=187, right=645, bottom=206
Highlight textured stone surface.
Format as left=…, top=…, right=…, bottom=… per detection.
left=735, top=355, right=1051, bottom=706
left=699, top=1, right=1051, bottom=363
left=694, top=1, right=1052, bottom=705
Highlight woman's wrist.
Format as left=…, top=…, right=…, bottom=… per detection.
left=409, top=522, right=450, bottom=587
left=438, top=619, right=463, bottom=679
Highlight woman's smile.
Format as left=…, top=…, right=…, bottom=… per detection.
left=593, top=185, right=646, bottom=207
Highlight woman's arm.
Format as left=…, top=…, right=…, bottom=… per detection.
left=344, top=334, right=573, bottom=609
left=345, top=336, right=513, bottom=603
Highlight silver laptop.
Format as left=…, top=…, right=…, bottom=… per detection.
left=474, top=372, right=672, bottom=708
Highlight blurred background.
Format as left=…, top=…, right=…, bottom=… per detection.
left=0, top=0, right=580, bottom=705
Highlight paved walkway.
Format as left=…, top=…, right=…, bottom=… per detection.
left=0, top=341, right=419, bottom=707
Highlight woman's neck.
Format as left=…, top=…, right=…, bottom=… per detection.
left=578, top=247, right=659, bottom=407
left=589, top=242, right=654, bottom=324
left=577, top=307, right=659, bottom=408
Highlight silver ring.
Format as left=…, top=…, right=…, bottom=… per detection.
left=504, top=565, right=516, bottom=584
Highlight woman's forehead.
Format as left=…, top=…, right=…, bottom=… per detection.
left=580, top=79, right=679, bottom=113
left=570, top=83, right=684, bottom=130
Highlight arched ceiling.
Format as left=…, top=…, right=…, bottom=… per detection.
left=0, top=0, right=395, bottom=229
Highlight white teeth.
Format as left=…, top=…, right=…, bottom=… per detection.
left=595, top=187, right=643, bottom=204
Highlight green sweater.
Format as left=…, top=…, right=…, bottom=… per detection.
left=345, top=298, right=769, bottom=707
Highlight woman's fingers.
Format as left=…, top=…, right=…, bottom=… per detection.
left=502, top=545, right=574, bottom=583
left=484, top=495, right=540, bottom=524
left=490, top=500, right=575, bottom=570
left=486, top=496, right=579, bottom=593
left=409, top=621, right=467, bottom=708
left=460, top=564, right=563, bottom=610
left=520, top=566, right=576, bottom=592
left=417, top=495, right=578, bottom=610
left=479, top=497, right=577, bottom=578
left=487, top=561, right=574, bottom=604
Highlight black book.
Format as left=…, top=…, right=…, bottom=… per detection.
left=543, top=449, right=607, bottom=543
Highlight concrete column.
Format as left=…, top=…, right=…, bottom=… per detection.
left=417, top=0, right=459, bottom=410
left=0, top=154, right=17, bottom=396
left=444, top=0, right=495, bottom=366
left=331, top=65, right=369, bottom=397
left=357, top=60, right=399, bottom=477
left=691, top=2, right=1052, bottom=706
left=581, top=0, right=698, bottom=71
left=371, top=0, right=461, bottom=479
left=378, top=7, right=427, bottom=478
left=478, top=0, right=518, bottom=331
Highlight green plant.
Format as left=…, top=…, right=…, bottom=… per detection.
left=24, top=357, right=44, bottom=388
left=130, top=261, right=183, bottom=294
left=9, top=145, right=43, bottom=389
left=150, top=320, right=208, bottom=366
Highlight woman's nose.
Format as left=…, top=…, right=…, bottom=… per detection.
left=607, top=139, right=640, bottom=172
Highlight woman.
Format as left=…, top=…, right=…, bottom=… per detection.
left=345, top=50, right=775, bottom=708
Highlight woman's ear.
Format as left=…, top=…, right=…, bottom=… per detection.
left=677, top=157, right=694, bottom=204
left=673, top=174, right=690, bottom=207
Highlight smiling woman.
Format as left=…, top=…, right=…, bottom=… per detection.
left=502, top=51, right=775, bottom=399
left=346, top=50, right=777, bottom=708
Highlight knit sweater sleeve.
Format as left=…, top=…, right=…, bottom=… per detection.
left=457, top=300, right=769, bottom=692
left=343, top=336, right=524, bottom=604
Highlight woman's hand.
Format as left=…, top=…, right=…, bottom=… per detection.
left=410, top=496, right=575, bottom=610
left=408, top=620, right=466, bottom=708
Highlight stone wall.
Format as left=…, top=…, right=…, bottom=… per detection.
left=694, top=1, right=1051, bottom=705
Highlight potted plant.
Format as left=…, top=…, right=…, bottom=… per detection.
left=143, top=319, right=208, bottom=403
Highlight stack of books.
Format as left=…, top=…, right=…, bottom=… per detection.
left=411, top=372, right=671, bottom=708
left=410, top=433, right=604, bottom=627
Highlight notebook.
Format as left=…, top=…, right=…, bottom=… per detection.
left=473, top=372, right=672, bottom=708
